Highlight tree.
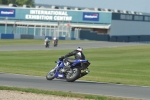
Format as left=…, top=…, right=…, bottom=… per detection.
left=0, top=0, right=35, bottom=6
left=1, top=0, right=8, bottom=4
left=15, top=0, right=35, bottom=6
left=7, top=0, right=16, bottom=4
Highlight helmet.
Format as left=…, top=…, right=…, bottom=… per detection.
left=53, top=37, right=56, bottom=40
left=76, top=47, right=83, bottom=52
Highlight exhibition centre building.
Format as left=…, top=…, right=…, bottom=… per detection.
left=0, top=4, right=150, bottom=42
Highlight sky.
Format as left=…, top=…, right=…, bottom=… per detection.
left=35, top=0, right=150, bottom=13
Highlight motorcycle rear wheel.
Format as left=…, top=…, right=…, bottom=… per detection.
left=66, top=67, right=81, bottom=82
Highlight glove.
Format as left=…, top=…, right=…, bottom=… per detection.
left=59, top=56, right=65, bottom=61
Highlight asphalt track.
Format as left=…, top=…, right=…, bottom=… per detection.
left=0, top=41, right=150, bottom=100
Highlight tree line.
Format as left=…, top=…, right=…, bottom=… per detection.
left=0, top=0, right=35, bottom=6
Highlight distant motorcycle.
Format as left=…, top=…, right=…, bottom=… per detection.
left=53, top=39, right=58, bottom=47
left=45, top=41, right=50, bottom=48
left=46, top=58, right=90, bottom=82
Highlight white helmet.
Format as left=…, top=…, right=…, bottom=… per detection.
left=76, top=47, right=83, bottom=52
left=53, top=37, right=56, bottom=40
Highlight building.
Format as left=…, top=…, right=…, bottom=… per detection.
left=0, top=4, right=150, bottom=42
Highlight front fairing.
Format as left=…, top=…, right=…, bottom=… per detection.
left=54, top=60, right=66, bottom=78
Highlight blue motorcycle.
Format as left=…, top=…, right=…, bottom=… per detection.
left=46, top=58, right=90, bottom=82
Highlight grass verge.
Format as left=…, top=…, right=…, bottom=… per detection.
left=0, top=86, right=136, bottom=100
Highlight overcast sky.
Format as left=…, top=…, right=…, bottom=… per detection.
left=35, top=0, right=150, bottom=13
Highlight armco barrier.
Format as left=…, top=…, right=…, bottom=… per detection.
left=14, top=34, right=21, bottom=39
left=21, top=34, right=34, bottom=39
left=1, top=34, right=14, bottom=39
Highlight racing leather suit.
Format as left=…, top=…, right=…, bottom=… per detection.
left=64, top=50, right=85, bottom=60
left=60, top=50, right=85, bottom=71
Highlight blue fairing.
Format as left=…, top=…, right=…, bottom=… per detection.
left=59, top=62, right=65, bottom=68
left=54, top=60, right=65, bottom=78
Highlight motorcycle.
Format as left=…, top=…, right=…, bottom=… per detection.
left=46, top=58, right=90, bottom=82
left=53, top=39, right=58, bottom=47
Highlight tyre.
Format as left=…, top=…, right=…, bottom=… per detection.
left=46, top=70, right=55, bottom=80
left=66, top=67, right=81, bottom=82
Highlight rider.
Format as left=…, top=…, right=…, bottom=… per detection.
left=44, top=37, right=50, bottom=46
left=53, top=37, right=58, bottom=44
left=59, top=47, right=85, bottom=72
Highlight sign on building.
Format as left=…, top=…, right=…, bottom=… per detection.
left=25, top=10, right=72, bottom=21
left=83, top=12, right=99, bottom=21
left=0, top=8, right=15, bottom=17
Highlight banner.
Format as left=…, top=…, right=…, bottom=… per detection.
left=83, top=12, right=99, bottom=21
left=0, top=8, right=15, bottom=17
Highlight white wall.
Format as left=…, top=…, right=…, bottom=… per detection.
left=109, top=20, right=150, bottom=36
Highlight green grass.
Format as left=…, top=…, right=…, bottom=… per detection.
left=0, top=86, right=134, bottom=100
left=0, top=39, right=90, bottom=45
left=0, top=45, right=150, bottom=86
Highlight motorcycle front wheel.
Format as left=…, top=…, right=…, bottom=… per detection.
left=46, top=69, right=55, bottom=80
left=66, top=67, right=81, bottom=82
